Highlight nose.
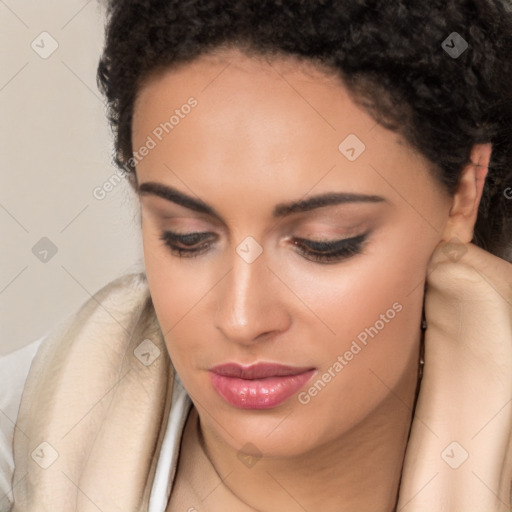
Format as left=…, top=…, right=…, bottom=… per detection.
left=214, top=247, right=291, bottom=346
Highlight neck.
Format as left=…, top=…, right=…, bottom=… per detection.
left=199, top=355, right=421, bottom=512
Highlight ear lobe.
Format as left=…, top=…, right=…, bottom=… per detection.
left=441, top=143, right=491, bottom=243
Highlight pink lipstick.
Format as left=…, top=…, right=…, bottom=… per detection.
left=209, top=362, right=316, bottom=409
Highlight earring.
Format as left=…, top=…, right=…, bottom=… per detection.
left=418, top=343, right=425, bottom=380
left=419, top=308, right=426, bottom=379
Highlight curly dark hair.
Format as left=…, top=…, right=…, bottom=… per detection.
left=97, top=0, right=512, bottom=260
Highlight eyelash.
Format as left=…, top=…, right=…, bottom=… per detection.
left=159, top=231, right=368, bottom=264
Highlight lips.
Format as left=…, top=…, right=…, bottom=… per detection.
left=209, top=362, right=316, bottom=409
left=210, top=362, right=314, bottom=379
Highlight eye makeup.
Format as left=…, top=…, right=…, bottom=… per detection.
left=158, top=230, right=370, bottom=264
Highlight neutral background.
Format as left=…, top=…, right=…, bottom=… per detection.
left=0, top=1, right=143, bottom=356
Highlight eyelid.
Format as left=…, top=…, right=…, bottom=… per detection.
left=293, top=232, right=367, bottom=250
left=161, top=229, right=365, bottom=248
left=160, top=230, right=214, bottom=245
left=290, top=231, right=369, bottom=261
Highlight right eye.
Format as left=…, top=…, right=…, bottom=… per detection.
left=159, top=231, right=216, bottom=258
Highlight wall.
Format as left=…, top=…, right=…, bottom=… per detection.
left=0, top=0, right=143, bottom=355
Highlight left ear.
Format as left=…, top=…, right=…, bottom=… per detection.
left=441, top=143, right=492, bottom=243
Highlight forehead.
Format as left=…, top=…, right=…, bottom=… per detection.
left=133, top=48, right=372, bottom=144
left=131, top=48, right=437, bottom=210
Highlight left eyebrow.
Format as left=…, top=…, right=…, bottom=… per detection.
left=137, top=181, right=386, bottom=221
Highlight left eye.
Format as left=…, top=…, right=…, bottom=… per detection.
left=291, top=233, right=368, bottom=263
left=159, top=231, right=368, bottom=264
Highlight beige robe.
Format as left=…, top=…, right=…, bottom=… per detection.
left=10, top=273, right=177, bottom=511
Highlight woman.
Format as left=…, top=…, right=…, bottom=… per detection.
left=3, top=0, right=512, bottom=510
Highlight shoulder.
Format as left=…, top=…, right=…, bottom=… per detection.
left=0, top=335, right=47, bottom=510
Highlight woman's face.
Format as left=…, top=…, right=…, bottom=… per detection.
left=132, top=48, right=452, bottom=457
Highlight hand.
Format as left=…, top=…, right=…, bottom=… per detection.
left=397, top=240, right=512, bottom=512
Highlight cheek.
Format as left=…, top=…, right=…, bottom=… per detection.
left=141, top=226, right=227, bottom=370
left=285, top=257, right=425, bottom=435
left=283, top=229, right=429, bottom=404
left=272, top=226, right=431, bottom=347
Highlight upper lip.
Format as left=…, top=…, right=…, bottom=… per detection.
left=210, top=362, right=316, bottom=380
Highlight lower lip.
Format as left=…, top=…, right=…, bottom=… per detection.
left=210, top=370, right=316, bottom=409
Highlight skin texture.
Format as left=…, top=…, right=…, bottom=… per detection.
left=131, top=48, right=499, bottom=511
